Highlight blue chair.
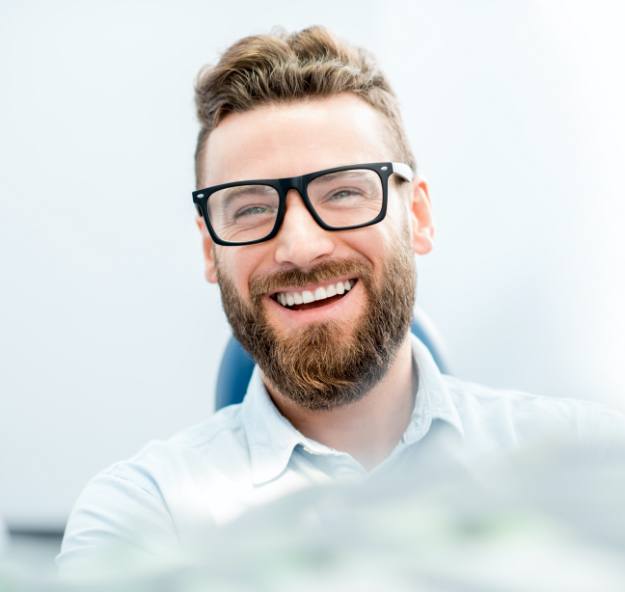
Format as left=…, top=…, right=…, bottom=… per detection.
left=215, top=305, right=450, bottom=410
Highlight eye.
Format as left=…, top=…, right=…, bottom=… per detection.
left=330, top=190, right=355, bottom=199
left=233, top=204, right=275, bottom=220
left=326, top=188, right=363, bottom=202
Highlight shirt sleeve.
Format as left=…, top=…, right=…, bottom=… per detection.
left=56, top=464, right=179, bottom=579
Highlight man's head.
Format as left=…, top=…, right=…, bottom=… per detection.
left=193, top=27, right=434, bottom=410
left=193, top=26, right=415, bottom=189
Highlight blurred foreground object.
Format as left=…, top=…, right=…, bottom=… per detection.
left=2, top=437, right=625, bottom=591
left=0, top=518, right=7, bottom=553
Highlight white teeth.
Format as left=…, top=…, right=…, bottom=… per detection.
left=275, top=279, right=355, bottom=308
left=314, top=287, right=327, bottom=300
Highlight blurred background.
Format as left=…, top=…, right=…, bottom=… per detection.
left=1, top=0, right=624, bottom=556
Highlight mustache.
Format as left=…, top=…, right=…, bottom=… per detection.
left=249, top=258, right=372, bottom=300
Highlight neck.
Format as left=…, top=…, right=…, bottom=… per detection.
left=264, top=332, right=415, bottom=471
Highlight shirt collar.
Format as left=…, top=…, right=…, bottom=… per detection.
left=241, top=334, right=464, bottom=485
left=403, top=334, right=464, bottom=444
left=241, top=367, right=313, bottom=485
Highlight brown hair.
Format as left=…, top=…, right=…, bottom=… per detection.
left=193, top=26, right=415, bottom=187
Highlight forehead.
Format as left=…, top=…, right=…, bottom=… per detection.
left=201, top=93, right=395, bottom=186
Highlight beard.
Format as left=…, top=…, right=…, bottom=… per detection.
left=216, top=233, right=416, bottom=411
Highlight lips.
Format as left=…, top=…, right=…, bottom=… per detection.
left=272, top=279, right=357, bottom=309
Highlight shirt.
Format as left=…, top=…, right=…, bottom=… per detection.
left=56, top=335, right=625, bottom=574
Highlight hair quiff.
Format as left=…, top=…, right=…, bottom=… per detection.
left=193, top=26, right=415, bottom=187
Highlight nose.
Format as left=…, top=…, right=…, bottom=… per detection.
left=273, top=189, right=335, bottom=268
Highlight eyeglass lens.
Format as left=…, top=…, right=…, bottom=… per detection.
left=206, top=168, right=383, bottom=243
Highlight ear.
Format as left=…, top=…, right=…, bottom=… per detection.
left=195, top=215, right=219, bottom=283
left=407, top=177, right=434, bottom=255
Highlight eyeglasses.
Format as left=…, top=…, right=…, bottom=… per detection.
left=192, top=162, right=414, bottom=246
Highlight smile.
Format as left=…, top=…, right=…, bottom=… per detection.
left=272, top=279, right=357, bottom=309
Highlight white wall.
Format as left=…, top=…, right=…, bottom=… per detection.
left=1, top=0, right=623, bottom=527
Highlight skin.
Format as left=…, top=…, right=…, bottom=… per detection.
left=196, top=93, right=434, bottom=470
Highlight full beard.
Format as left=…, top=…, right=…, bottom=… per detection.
left=216, top=241, right=416, bottom=411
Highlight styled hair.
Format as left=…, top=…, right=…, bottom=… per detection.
left=193, top=26, right=415, bottom=187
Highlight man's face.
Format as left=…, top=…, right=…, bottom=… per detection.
left=196, top=93, right=433, bottom=409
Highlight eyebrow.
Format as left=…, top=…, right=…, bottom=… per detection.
left=219, top=185, right=277, bottom=199
left=311, top=170, right=375, bottom=184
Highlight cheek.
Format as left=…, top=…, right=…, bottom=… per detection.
left=387, top=191, right=411, bottom=224
left=357, top=216, right=404, bottom=253
left=382, top=199, right=412, bottom=245
left=219, top=247, right=271, bottom=297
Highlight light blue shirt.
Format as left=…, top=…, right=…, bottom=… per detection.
left=57, top=335, right=625, bottom=573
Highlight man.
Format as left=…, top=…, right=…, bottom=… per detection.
left=57, top=26, right=624, bottom=574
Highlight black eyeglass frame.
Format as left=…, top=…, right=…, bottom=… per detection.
left=192, top=161, right=414, bottom=247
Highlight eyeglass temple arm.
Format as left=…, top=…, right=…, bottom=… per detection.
left=391, top=162, right=414, bottom=183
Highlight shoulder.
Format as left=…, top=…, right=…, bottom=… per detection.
left=90, top=404, right=246, bottom=488
left=442, top=374, right=625, bottom=446
left=87, top=403, right=250, bottom=502
left=57, top=404, right=248, bottom=575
